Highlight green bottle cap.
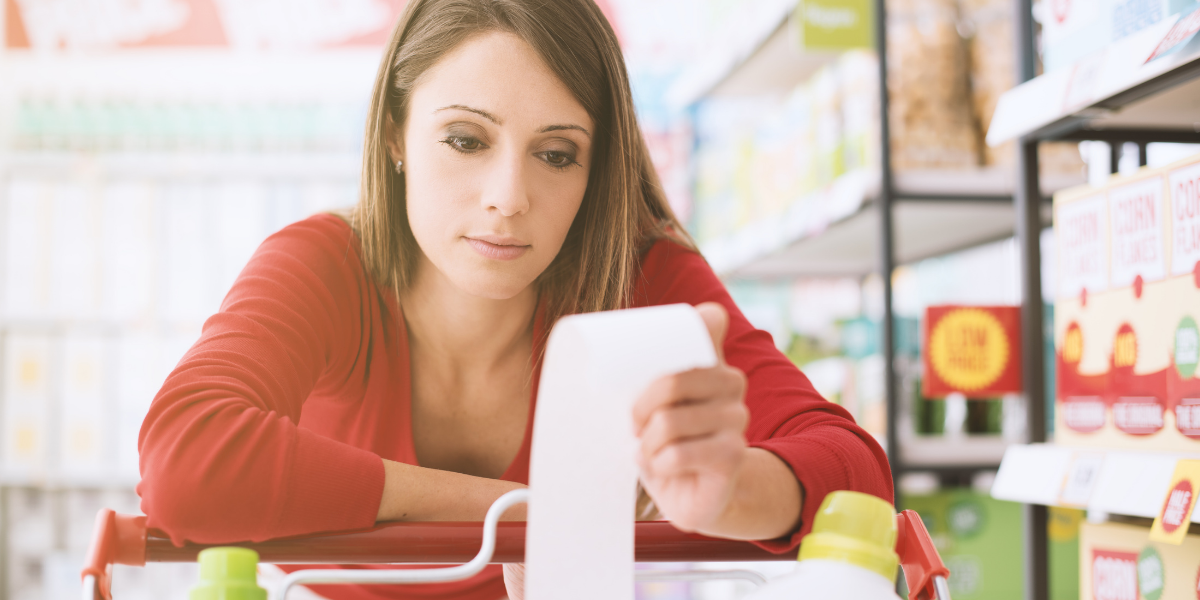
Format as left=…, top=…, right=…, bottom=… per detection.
left=190, top=547, right=267, bottom=600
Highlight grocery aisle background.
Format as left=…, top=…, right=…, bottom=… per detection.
left=3, top=1, right=1200, bottom=599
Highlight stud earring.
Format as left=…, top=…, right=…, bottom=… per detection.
left=395, top=160, right=404, bottom=174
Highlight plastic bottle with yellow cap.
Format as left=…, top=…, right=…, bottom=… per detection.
left=743, top=490, right=903, bottom=600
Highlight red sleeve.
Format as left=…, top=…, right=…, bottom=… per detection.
left=636, top=239, right=893, bottom=552
left=137, top=214, right=385, bottom=545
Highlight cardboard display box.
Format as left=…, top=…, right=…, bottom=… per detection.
left=902, top=489, right=1025, bottom=599
left=1080, top=520, right=1200, bottom=600
left=1054, top=151, right=1200, bottom=452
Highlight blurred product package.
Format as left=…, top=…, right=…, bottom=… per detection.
left=959, top=0, right=1086, bottom=174
left=1053, top=150, right=1200, bottom=452
left=887, top=0, right=980, bottom=170
left=1038, top=0, right=1200, bottom=74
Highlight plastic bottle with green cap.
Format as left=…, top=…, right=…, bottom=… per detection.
left=190, top=547, right=267, bottom=600
left=743, top=490, right=903, bottom=600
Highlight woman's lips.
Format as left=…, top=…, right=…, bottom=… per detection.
left=465, top=237, right=530, bottom=260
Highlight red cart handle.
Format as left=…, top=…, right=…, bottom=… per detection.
left=896, top=509, right=951, bottom=600
left=81, top=510, right=785, bottom=598
left=82, top=509, right=148, bottom=600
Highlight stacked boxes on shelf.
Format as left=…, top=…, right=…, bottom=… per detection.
left=691, top=51, right=880, bottom=270
left=887, top=0, right=980, bottom=170
left=1053, top=151, right=1200, bottom=452
left=1052, top=149, right=1200, bottom=597
left=900, top=487, right=1027, bottom=600
left=724, top=232, right=1041, bottom=446
left=1, top=176, right=358, bottom=483
left=1039, top=0, right=1200, bottom=74
left=690, top=0, right=1085, bottom=274
left=1079, top=520, right=1200, bottom=600
left=8, top=97, right=365, bottom=154
left=0, top=167, right=357, bottom=598
left=959, top=0, right=1085, bottom=173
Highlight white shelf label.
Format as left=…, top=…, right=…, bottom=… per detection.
left=1060, top=453, right=1105, bottom=507
left=1063, top=51, right=1107, bottom=111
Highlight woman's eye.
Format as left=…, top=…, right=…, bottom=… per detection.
left=441, top=136, right=484, bottom=153
left=541, top=150, right=578, bottom=169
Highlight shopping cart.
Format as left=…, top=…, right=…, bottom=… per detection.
left=81, top=490, right=951, bottom=600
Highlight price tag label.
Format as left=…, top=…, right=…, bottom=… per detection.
left=1059, top=453, right=1104, bottom=507
left=1149, top=459, right=1200, bottom=544
left=1063, top=51, right=1106, bottom=111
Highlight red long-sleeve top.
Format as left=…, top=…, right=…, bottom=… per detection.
left=138, top=214, right=891, bottom=599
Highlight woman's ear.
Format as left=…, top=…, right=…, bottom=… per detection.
left=384, top=113, right=406, bottom=168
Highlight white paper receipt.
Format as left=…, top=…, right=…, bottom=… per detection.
left=524, top=304, right=718, bottom=600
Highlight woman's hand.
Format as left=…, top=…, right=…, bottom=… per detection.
left=632, top=302, right=804, bottom=541
left=632, top=302, right=750, bottom=533
left=502, top=563, right=525, bottom=600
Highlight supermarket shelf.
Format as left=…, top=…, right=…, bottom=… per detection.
left=991, top=443, right=1200, bottom=523
left=722, top=200, right=1016, bottom=277
left=988, top=14, right=1200, bottom=145
left=0, top=151, right=362, bottom=178
left=0, top=469, right=140, bottom=490
left=0, top=49, right=381, bottom=101
left=893, top=167, right=1083, bottom=201
left=900, top=435, right=1011, bottom=469
left=665, top=0, right=836, bottom=107
left=704, top=167, right=1080, bottom=278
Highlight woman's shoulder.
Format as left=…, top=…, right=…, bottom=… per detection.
left=232, top=212, right=370, bottom=304
left=257, top=213, right=361, bottom=269
left=634, top=235, right=720, bottom=304
left=638, top=235, right=706, bottom=274
left=269, top=211, right=356, bottom=248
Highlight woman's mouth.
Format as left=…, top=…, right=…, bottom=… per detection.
left=465, top=236, right=530, bottom=261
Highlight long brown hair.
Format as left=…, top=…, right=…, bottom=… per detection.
left=352, top=0, right=694, bottom=329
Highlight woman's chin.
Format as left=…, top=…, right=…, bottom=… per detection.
left=447, top=269, right=537, bottom=301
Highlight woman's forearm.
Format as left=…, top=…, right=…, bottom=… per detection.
left=376, top=458, right=527, bottom=522
left=376, top=450, right=800, bottom=541
left=697, top=447, right=803, bottom=541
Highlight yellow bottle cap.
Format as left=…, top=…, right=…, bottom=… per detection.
left=797, top=491, right=900, bottom=580
left=191, top=547, right=266, bottom=600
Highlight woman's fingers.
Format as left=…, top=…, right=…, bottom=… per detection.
left=643, top=430, right=745, bottom=477
left=638, top=398, right=748, bottom=460
left=694, top=302, right=729, bottom=363
left=631, top=366, right=746, bottom=434
left=502, top=563, right=525, bottom=600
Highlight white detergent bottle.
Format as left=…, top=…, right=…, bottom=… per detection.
left=744, top=490, right=903, bottom=600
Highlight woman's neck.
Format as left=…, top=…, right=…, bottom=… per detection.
left=399, top=255, right=537, bottom=374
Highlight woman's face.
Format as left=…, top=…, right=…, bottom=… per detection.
left=394, top=31, right=594, bottom=300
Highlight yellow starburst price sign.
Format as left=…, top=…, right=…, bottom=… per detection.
left=923, top=306, right=1023, bottom=398
left=1149, top=459, right=1200, bottom=545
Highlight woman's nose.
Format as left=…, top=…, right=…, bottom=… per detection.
left=482, top=150, right=530, bottom=217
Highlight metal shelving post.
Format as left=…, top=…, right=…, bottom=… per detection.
left=1015, top=132, right=1049, bottom=600
left=873, top=0, right=902, bottom=495
left=1012, top=2, right=1049, bottom=600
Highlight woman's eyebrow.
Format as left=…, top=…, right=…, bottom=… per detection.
left=539, top=124, right=591, bottom=138
left=434, top=105, right=590, bottom=138
left=435, top=104, right=502, bottom=124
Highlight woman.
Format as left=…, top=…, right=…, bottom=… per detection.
left=137, top=0, right=892, bottom=598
